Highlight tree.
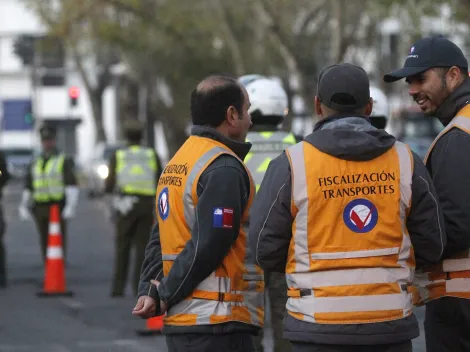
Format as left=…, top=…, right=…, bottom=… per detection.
left=24, top=0, right=120, bottom=142
left=12, top=35, right=36, bottom=66
left=24, top=0, right=467, bottom=153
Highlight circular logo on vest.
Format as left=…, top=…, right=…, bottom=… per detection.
left=158, top=187, right=170, bottom=220
left=343, top=198, right=378, bottom=233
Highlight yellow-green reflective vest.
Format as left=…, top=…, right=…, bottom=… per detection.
left=116, top=146, right=157, bottom=196
left=32, top=154, right=65, bottom=202
left=245, top=131, right=296, bottom=192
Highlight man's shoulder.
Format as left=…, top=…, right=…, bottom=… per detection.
left=206, top=153, right=246, bottom=173
left=434, top=126, right=470, bottom=150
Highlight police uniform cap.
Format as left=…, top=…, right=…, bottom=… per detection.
left=39, top=125, right=57, bottom=140
left=123, top=120, right=143, bottom=133
left=123, top=120, right=144, bottom=140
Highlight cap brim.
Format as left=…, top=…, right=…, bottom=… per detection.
left=383, top=67, right=430, bottom=83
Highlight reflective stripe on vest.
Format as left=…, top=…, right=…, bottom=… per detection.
left=32, top=154, right=65, bottom=202
left=284, top=141, right=414, bottom=324
left=116, top=146, right=157, bottom=196
left=245, top=131, right=296, bottom=192
left=424, top=106, right=470, bottom=164
left=157, top=135, right=264, bottom=327
left=416, top=105, right=470, bottom=303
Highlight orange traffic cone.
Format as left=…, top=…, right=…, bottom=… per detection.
left=37, top=204, right=74, bottom=297
left=137, top=315, right=164, bottom=336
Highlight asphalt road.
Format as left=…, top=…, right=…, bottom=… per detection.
left=0, top=182, right=427, bottom=351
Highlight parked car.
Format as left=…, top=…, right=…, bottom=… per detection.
left=397, top=110, right=443, bottom=160
left=84, top=142, right=126, bottom=197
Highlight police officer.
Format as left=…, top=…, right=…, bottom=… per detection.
left=0, top=151, right=11, bottom=288
left=133, top=75, right=264, bottom=352
left=18, top=124, right=79, bottom=261
left=239, top=74, right=295, bottom=352
left=383, top=35, right=470, bottom=352
left=105, top=120, right=162, bottom=297
left=249, top=63, right=445, bottom=352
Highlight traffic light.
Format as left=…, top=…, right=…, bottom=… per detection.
left=69, top=86, right=80, bottom=107
left=24, top=100, right=34, bottom=125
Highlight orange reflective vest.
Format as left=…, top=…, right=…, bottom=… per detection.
left=415, top=105, right=470, bottom=304
left=156, top=135, right=264, bottom=327
left=284, top=141, right=415, bottom=324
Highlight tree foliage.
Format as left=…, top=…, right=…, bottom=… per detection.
left=24, top=0, right=468, bottom=152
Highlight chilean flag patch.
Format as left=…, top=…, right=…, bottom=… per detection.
left=213, top=207, right=234, bottom=228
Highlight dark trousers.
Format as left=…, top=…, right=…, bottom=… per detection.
left=0, top=206, right=6, bottom=287
left=291, top=341, right=412, bottom=352
left=425, top=297, right=470, bottom=352
left=32, top=204, right=67, bottom=262
left=166, top=333, right=253, bottom=352
left=253, top=271, right=292, bottom=352
left=111, top=209, right=153, bottom=296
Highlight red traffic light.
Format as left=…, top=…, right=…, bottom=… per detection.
left=68, top=86, right=80, bottom=99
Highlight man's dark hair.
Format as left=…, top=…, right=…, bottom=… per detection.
left=434, top=67, right=468, bottom=89
left=190, top=75, right=245, bottom=127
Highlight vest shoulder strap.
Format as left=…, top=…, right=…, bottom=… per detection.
left=424, top=105, right=470, bottom=164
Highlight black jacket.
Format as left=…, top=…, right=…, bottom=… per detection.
left=137, top=126, right=258, bottom=336
left=0, top=152, right=10, bottom=200
left=427, top=78, right=470, bottom=259
left=249, top=116, right=445, bottom=345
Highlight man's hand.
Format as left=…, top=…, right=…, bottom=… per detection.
left=62, top=205, right=76, bottom=219
left=132, top=280, right=168, bottom=319
left=150, top=279, right=169, bottom=315
left=132, top=295, right=157, bottom=319
left=18, top=206, right=31, bottom=221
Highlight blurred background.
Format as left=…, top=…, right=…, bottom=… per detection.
left=0, top=0, right=468, bottom=351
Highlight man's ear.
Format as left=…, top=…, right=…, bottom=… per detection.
left=314, top=96, right=323, bottom=116
left=364, top=97, right=373, bottom=117
left=226, top=105, right=239, bottom=126
left=447, top=66, right=465, bottom=90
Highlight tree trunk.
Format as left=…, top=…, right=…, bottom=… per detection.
left=91, top=94, right=107, bottom=142
left=212, top=0, right=246, bottom=76
left=253, top=0, right=306, bottom=131
left=330, top=0, right=342, bottom=63
left=160, top=116, right=187, bottom=157
left=152, top=96, right=188, bottom=157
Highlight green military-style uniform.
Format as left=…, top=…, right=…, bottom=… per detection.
left=245, top=129, right=296, bottom=352
left=26, top=151, right=77, bottom=261
left=106, top=144, right=162, bottom=297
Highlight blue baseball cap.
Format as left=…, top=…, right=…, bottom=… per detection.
left=383, top=35, right=468, bottom=83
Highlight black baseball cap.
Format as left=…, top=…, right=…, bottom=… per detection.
left=317, top=63, right=370, bottom=112
left=384, top=35, right=468, bottom=83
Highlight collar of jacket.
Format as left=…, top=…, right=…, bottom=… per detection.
left=313, top=114, right=371, bottom=132
left=435, top=78, right=470, bottom=126
left=249, top=124, right=280, bottom=132
left=41, top=148, right=60, bottom=159
left=191, top=125, right=252, bottom=160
